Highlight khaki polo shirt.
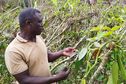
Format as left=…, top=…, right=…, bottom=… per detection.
left=5, top=33, right=51, bottom=77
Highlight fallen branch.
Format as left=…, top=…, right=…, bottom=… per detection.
left=46, top=15, right=93, bottom=46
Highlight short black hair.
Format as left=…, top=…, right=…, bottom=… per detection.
left=19, top=8, right=40, bottom=30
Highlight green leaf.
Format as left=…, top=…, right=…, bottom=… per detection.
left=96, top=32, right=106, bottom=40
left=111, top=26, right=121, bottom=31
left=75, top=60, right=83, bottom=70
left=51, top=0, right=58, bottom=7
left=103, top=31, right=113, bottom=37
left=107, top=74, right=113, bottom=84
left=103, top=26, right=111, bottom=31
left=117, top=55, right=126, bottom=81
left=90, top=27, right=100, bottom=31
left=78, top=48, right=87, bottom=61
left=90, top=26, right=111, bottom=31
left=112, top=62, right=118, bottom=84
left=81, top=78, right=86, bottom=84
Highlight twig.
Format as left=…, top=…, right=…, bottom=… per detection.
left=0, top=6, right=20, bottom=18
left=46, top=19, right=66, bottom=46
left=74, top=36, right=86, bottom=48
left=46, top=22, right=67, bottom=46
left=46, top=16, right=91, bottom=46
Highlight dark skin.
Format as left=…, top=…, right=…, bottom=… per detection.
left=48, top=47, right=76, bottom=62
left=14, top=12, right=75, bottom=84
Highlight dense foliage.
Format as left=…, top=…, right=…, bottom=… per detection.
left=1, top=0, right=126, bottom=84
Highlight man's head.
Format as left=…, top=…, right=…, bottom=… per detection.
left=19, top=8, right=43, bottom=35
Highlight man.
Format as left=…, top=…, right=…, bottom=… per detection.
left=5, top=8, right=75, bottom=84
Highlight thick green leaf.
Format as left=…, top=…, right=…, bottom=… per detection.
left=117, top=55, right=126, bottom=80
left=75, top=60, right=83, bottom=70
left=78, top=48, right=87, bottom=61
left=81, top=78, right=86, bottom=84
left=112, top=62, right=118, bottom=84
left=107, top=75, right=113, bottom=84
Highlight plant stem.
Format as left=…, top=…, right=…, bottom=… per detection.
left=88, top=50, right=112, bottom=84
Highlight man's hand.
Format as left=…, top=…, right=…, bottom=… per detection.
left=55, top=67, right=70, bottom=81
left=62, top=47, right=76, bottom=57
left=48, top=47, right=76, bottom=62
left=13, top=69, right=70, bottom=84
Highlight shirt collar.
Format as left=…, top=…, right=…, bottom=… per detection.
left=16, top=32, right=28, bottom=43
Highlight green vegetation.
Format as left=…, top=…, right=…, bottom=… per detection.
left=1, top=0, right=126, bottom=84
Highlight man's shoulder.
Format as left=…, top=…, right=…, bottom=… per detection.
left=37, top=35, right=42, bottom=39
left=37, top=35, right=45, bottom=41
left=5, top=38, right=24, bottom=54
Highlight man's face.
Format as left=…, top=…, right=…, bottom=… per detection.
left=29, top=12, right=43, bottom=35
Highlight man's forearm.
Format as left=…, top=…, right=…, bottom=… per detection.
left=48, top=50, right=63, bottom=62
left=14, top=70, right=63, bottom=84
left=19, top=75, right=60, bottom=84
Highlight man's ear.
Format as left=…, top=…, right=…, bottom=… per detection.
left=26, top=19, right=31, bottom=24
left=24, top=19, right=31, bottom=32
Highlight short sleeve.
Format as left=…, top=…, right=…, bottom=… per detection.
left=5, top=51, right=28, bottom=75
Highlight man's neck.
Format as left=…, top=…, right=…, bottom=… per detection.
left=19, top=31, right=36, bottom=42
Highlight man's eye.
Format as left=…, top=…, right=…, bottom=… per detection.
left=38, top=20, right=42, bottom=23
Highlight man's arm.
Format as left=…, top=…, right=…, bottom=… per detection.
left=14, top=68, right=69, bottom=84
left=48, top=47, right=75, bottom=62
left=48, top=50, right=63, bottom=62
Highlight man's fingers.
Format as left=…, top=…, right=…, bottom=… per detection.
left=65, top=47, right=75, bottom=51
left=68, top=47, right=76, bottom=51
left=66, top=69, right=70, bottom=74
left=62, top=67, right=68, bottom=71
left=64, top=67, right=70, bottom=74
